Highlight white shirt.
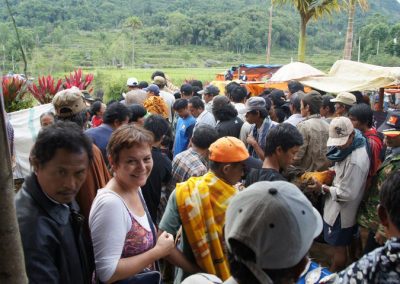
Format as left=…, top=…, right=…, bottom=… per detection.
left=160, top=89, right=176, bottom=122
left=232, top=102, right=246, bottom=122
left=284, top=113, right=305, bottom=127
left=89, top=188, right=150, bottom=282
left=323, top=146, right=369, bottom=228
left=195, top=110, right=216, bottom=130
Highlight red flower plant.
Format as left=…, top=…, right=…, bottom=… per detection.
left=64, top=68, right=94, bottom=93
left=28, top=75, right=63, bottom=104
left=1, top=75, right=28, bottom=112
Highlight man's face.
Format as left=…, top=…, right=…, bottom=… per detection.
left=203, top=93, right=213, bottom=103
left=277, top=146, right=300, bottom=171
left=188, top=103, right=202, bottom=118
left=320, top=105, right=328, bottom=117
left=34, top=148, right=89, bottom=204
left=245, top=111, right=257, bottom=124
left=176, top=107, right=190, bottom=118
left=349, top=115, right=361, bottom=130
left=337, top=133, right=354, bottom=150
left=40, top=115, right=54, bottom=128
left=334, top=103, right=346, bottom=116
left=385, top=134, right=400, bottom=148
left=222, top=162, right=245, bottom=185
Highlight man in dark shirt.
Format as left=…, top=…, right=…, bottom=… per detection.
left=245, top=123, right=303, bottom=186
left=15, top=121, right=94, bottom=284
left=142, top=115, right=172, bottom=224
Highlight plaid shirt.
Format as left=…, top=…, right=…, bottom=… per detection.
left=171, top=148, right=208, bottom=185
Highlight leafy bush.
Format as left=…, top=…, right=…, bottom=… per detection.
left=28, top=75, right=62, bottom=104
left=2, top=75, right=35, bottom=112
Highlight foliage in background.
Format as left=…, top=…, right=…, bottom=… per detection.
left=1, top=75, right=35, bottom=112
left=28, top=75, right=62, bottom=103
left=1, top=0, right=400, bottom=74
left=63, top=69, right=94, bottom=93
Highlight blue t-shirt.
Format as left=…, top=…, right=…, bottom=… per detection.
left=173, top=116, right=195, bottom=157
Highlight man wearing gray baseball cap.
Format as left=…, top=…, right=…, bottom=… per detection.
left=182, top=181, right=322, bottom=284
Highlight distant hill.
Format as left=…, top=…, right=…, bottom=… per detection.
left=1, top=0, right=400, bottom=73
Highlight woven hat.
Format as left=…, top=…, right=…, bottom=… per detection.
left=52, top=87, right=87, bottom=118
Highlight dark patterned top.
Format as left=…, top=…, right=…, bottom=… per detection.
left=336, top=238, right=400, bottom=283
left=121, top=211, right=154, bottom=269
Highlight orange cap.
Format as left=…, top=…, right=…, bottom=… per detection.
left=209, top=136, right=249, bottom=162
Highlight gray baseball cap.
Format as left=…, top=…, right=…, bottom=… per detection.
left=244, top=96, right=266, bottom=113
left=225, top=181, right=322, bottom=283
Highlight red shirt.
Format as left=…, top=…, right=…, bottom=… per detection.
left=364, top=128, right=383, bottom=183
left=91, top=116, right=103, bottom=128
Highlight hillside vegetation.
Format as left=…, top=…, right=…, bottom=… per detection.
left=1, top=0, right=400, bottom=75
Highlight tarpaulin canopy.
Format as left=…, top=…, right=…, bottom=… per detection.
left=299, top=60, right=400, bottom=93
left=9, top=103, right=54, bottom=178
left=270, top=61, right=325, bottom=82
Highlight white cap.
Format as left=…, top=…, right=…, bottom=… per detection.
left=126, top=77, right=138, bottom=87
left=327, top=116, right=354, bottom=147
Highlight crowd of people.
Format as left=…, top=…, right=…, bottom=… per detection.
left=11, top=70, right=400, bottom=284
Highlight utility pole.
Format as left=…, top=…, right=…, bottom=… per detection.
left=357, top=36, right=361, bottom=62
left=266, top=0, right=273, bottom=64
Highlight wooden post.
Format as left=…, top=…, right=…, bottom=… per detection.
left=0, top=80, right=28, bottom=283
left=378, top=88, right=384, bottom=112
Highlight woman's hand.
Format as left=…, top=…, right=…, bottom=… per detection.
left=154, top=231, right=174, bottom=258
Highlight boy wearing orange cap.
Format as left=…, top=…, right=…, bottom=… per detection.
left=159, top=137, right=251, bottom=283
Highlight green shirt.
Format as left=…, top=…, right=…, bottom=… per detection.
left=159, top=190, right=196, bottom=284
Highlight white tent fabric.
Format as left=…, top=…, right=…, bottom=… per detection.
left=9, top=103, right=54, bottom=179
left=270, top=61, right=325, bottom=82
left=299, top=60, right=400, bottom=93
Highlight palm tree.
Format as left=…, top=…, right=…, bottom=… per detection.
left=123, top=16, right=143, bottom=67
left=275, top=0, right=341, bottom=62
left=343, top=0, right=368, bottom=60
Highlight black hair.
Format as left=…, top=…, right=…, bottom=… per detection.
left=288, top=80, right=304, bottom=94
left=302, top=91, right=322, bottom=115
left=226, top=82, right=241, bottom=98
left=191, top=125, right=219, bottom=149
left=258, top=94, right=272, bottom=112
left=247, top=109, right=268, bottom=119
left=40, top=111, right=55, bottom=121
left=143, top=115, right=170, bottom=142
left=192, top=86, right=202, bottom=98
left=103, top=102, right=131, bottom=124
left=30, top=121, right=93, bottom=166
left=173, top=98, right=188, bottom=111
left=189, top=80, right=203, bottom=89
left=213, top=103, right=238, bottom=121
left=56, top=110, right=88, bottom=129
left=151, top=71, right=165, bottom=80
left=348, top=103, right=373, bottom=128
left=269, top=89, right=286, bottom=108
left=264, top=124, right=303, bottom=157
left=274, top=105, right=291, bottom=123
left=351, top=91, right=363, bottom=104
left=174, top=92, right=181, bottom=100
left=128, top=104, right=147, bottom=123
left=380, top=170, right=400, bottom=231
left=90, top=101, right=103, bottom=116
left=188, top=96, right=205, bottom=109
left=230, top=86, right=247, bottom=103
left=180, top=84, right=193, bottom=96
left=138, top=81, right=148, bottom=89
left=106, top=99, right=118, bottom=107
left=321, top=95, right=335, bottom=114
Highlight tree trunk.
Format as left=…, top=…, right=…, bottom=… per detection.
left=132, top=33, right=135, bottom=67
left=0, top=87, right=28, bottom=283
left=298, top=16, right=307, bottom=62
left=343, top=0, right=356, bottom=60
left=5, top=0, right=27, bottom=76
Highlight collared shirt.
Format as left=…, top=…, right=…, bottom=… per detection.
left=293, top=114, right=330, bottom=172
left=171, top=148, right=208, bottom=185
left=284, top=113, right=304, bottom=127
left=194, top=110, right=216, bottom=131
